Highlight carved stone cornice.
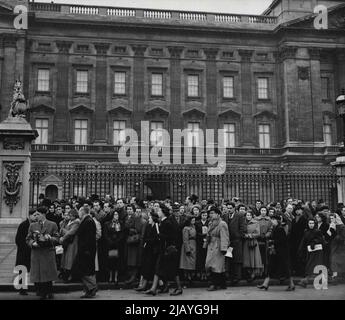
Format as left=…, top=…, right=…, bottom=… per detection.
left=203, top=48, right=219, bottom=60
left=238, top=49, right=254, bottom=62
left=308, top=48, right=321, bottom=60
left=56, top=40, right=73, bottom=54
left=131, top=45, right=147, bottom=57
left=94, top=42, right=110, bottom=56
left=278, top=46, right=298, bottom=61
left=168, top=46, right=184, bottom=59
left=2, top=34, right=18, bottom=48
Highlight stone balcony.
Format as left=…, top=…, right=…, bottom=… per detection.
left=29, top=2, right=278, bottom=30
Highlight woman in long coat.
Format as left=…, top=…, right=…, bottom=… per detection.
left=59, top=209, right=80, bottom=282
left=298, top=218, right=325, bottom=288
left=205, top=207, right=229, bottom=291
left=329, top=214, right=345, bottom=279
left=243, top=211, right=263, bottom=281
left=256, top=207, right=273, bottom=276
left=195, top=211, right=209, bottom=280
left=103, top=210, right=126, bottom=284
left=135, top=211, right=160, bottom=291
left=257, top=214, right=295, bottom=291
left=145, top=203, right=183, bottom=296
left=180, top=216, right=197, bottom=283
left=290, top=206, right=308, bottom=276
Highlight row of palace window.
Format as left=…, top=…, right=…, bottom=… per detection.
left=33, top=118, right=334, bottom=148
left=37, top=69, right=267, bottom=99
left=37, top=69, right=332, bottom=100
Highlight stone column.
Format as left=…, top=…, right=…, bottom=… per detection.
left=0, top=117, right=37, bottom=243
left=204, top=48, right=219, bottom=132
left=278, top=46, right=298, bottom=144
left=94, top=43, right=110, bottom=143
left=335, top=49, right=345, bottom=143
left=0, top=34, right=18, bottom=121
left=131, top=45, right=147, bottom=141
left=54, top=41, right=72, bottom=142
left=168, top=46, right=184, bottom=131
left=238, top=49, right=254, bottom=146
left=309, top=48, right=323, bottom=142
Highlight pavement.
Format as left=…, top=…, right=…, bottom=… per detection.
left=0, top=285, right=344, bottom=300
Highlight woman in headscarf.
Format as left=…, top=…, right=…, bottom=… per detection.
left=298, top=218, right=325, bottom=288
left=257, top=214, right=295, bottom=291
left=205, top=206, right=230, bottom=291
left=329, top=213, right=345, bottom=281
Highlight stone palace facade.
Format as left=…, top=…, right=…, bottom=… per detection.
left=0, top=0, right=345, bottom=206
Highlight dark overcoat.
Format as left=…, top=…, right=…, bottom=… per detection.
left=15, top=219, right=31, bottom=271
left=156, top=216, right=180, bottom=279
left=140, top=223, right=160, bottom=280
left=73, top=215, right=96, bottom=277
left=223, top=213, right=245, bottom=264
left=26, top=220, right=59, bottom=283
left=267, top=225, right=291, bottom=278
left=195, top=219, right=209, bottom=272
left=298, top=228, right=325, bottom=276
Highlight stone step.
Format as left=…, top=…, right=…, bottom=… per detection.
left=0, top=225, right=19, bottom=244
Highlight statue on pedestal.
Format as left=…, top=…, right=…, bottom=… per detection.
left=8, top=80, right=29, bottom=119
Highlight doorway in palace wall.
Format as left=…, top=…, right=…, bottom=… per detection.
left=45, top=185, right=58, bottom=202
left=143, top=174, right=170, bottom=200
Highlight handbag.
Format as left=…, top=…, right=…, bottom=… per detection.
left=108, top=249, right=119, bottom=258
left=127, top=234, right=140, bottom=244
left=248, top=238, right=257, bottom=249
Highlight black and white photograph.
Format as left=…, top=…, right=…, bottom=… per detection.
left=0, top=0, right=345, bottom=305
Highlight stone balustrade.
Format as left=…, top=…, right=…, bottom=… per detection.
left=29, top=2, right=278, bottom=25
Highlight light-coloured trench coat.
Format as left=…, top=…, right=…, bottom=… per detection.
left=205, top=218, right=230, bottom=273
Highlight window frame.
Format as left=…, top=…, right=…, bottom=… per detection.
left=223, top=123, right=236, bottom=148
left=187, top=74, right=200, bottom=98
left=34, top=118, right=49, bottom=145
left=74, top=119, right=88, bottom=145
left=323, top=124, right=332, bottom=146
left=114, top=71, right=127, bottom=96
left=222, top=76, right=235, bottom=99
left=37, top=68, right=50, bottom=93
left=187, top=122, right=201, bottom=147
left=150, top=121, right=164, bottom=147
left=257, top=77, right=269, bottom=100
left=258, top=123, right=271, bottom=149
left=113, top=120, right=127, bottom=146
left=151, top=73, right=164, bottom=97
left=75, top=70, right=89, bottom=94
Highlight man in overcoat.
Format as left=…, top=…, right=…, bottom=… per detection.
left=73, top=207, right=97, bottom=298
left=15, top=209, right=38, bottom=295
left=223, top=203, right=245, bottom=285
left=26, top=207, right=59, bottom=299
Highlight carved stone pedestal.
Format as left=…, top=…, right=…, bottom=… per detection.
left=0, top=117, right=37, bottom=243
left=331, top=155, right=345, bottom=206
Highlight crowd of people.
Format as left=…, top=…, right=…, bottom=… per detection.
left=15, top=193, right=345, bottom=299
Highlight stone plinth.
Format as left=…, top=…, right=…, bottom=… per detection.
left=0, top=117, right=37, bottom=243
